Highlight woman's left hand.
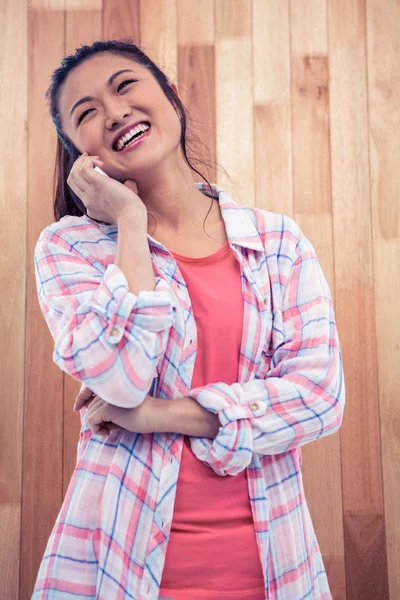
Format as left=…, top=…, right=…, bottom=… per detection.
left=84, top=394, right=159, bottom=438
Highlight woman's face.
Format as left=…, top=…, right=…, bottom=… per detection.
left=59, top=53, right=182, bottom=181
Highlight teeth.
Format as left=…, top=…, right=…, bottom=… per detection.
left=114, top=122, right=150, bottom=151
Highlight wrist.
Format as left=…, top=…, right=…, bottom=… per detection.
left=116, top=205, right=147, bottom=228
left=159, top=397, right=220, bottom=439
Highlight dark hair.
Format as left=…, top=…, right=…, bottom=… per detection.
left=46, top=39, right=222, bottom=223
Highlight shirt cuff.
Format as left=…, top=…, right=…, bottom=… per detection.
left=90, top=264, right=176, bottom=344
left=189, top=381, right=268, bottom=422
left=188, top=382, right=268, bottom=475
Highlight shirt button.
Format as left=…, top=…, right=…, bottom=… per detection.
left=250, top=402, right=259, bottom=412
left=263, top=296, right=269, bottom=306
left=110, top=327, right=120, bottom=337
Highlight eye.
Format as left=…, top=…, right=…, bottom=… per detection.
left=76, top=80, right=137, bottom=125
left=77, top=108, right=94, bottom=124
left=117, top=79, right=137, bottom=92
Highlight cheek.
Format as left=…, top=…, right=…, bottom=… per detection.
left=163, top=111, right=182, bottom=147
left=79, top=123, right=103, bottom=154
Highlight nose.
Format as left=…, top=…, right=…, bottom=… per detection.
left=104, top=100, right=132, bottom=130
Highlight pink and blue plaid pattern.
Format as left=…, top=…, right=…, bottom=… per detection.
left=32, top=183, right=344, bottom=599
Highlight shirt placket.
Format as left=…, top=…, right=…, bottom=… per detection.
left=141, top=247, right=197, bottom=599
left=233, top=246, right=271, bottom=596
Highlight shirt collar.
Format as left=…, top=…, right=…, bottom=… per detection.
left=85, top=183, right=264, bottom=253
left=198, top=183, right=264, bottom=252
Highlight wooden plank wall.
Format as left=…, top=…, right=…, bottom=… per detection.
left=0, top=1, right=398, bottom=598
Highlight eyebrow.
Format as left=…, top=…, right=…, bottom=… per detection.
left=69, top=69, right=136, bottom=120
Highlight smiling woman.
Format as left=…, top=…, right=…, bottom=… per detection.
left=32, top=38, right=344, bottom=600
left=47, top=40, right=217, bottom=224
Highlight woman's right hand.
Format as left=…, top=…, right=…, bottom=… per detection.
left=67, top=152, right=147, bottom=225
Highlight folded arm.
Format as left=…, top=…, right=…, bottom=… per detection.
left=186, top=235, right=345, bottom=475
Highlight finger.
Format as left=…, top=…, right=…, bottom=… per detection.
left=67, top=174, right=86, bottom=196
left=76, top=383, right=95, bottom=402
left=74, top=394, right=96, bottom=412
left=69, top=154, right=99, bottom=189
left=85, top=399, right=113, bottom=428
left=96, top=427, right=110, bottom=438
left=81, top=161, right=108, bottom=185
left=84, top=395, right=103, bottom=415
left=96, top=422, right=120, bottom=438
left=124, top=179, right=138, bottom=194
left=85, top=401, right=121, bottom=437
left=79, top=156, right=104, bottom=184
left=108, top=423, right=120, bottom=431
left=74, top=388, right=95, bottom=412
left=74, top=385, right=96, bottom=411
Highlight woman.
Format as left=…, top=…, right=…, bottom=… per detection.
left=32, top=39, right=345, bottom=600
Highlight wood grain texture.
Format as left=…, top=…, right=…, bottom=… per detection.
left=0, top=0, right=27, bottom=506
left=253, top=0, right=292, bottom=216
left=366, top=0, right=400, bottom=595
left=65, top=0, right=102, bottom=55
left=291, top=55, right=331, bottom=214
left=0, top=0, right=26, bottom=597
left=177, top=0, right=214, bottom=46
left=329, top=1, right=389, bottom=595
left=289, top=4, right=345, bottom=594
left=20, top=5, right=65, bottom=599
left=1, top=1, right=398, bottom=598
left=0, top=503, right=21, bottom=600
left=103, top=0, right=140, bottom=42
left=139, top=0, right=178, bottom=81
left=177, top=1, right=217, bottom=186
left=215, top=0, right=254, bottom=204
left=290, top=0, right=327, bottom=55
left=344, top=514, right=389, bottom=599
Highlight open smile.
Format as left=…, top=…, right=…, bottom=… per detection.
left=112, top=122, right=151, bottom=153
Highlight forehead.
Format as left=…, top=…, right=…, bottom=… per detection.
left=59, top=53, right=146, bottom=117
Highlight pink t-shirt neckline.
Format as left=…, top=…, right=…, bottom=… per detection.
left=170, top=242, right=230, bottom=264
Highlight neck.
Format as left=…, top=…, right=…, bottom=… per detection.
left=132, top=157, right=213, bottom=234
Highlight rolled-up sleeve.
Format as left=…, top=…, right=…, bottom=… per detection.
left=188, top=235, right=345, bottom=476
left=35, top=229, right=175, bottom=408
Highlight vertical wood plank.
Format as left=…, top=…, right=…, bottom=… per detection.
left=63, top=0, right=102, bottom=494
left=139, top=0, right=178, bottom=81
left=0, top=504, right=21, bottom=598
left=21, top=2, right=65, bottom=598
left=291, top=54, right=331, bottom=215
left=65, top=0, right=102, bottom=55
left=215, top=0, right=254, bottom=205
left=253, top=0, right=293, bottom=216
left=290, top=0, right=327, bottom=56
left=177, top=0, right=217, bottom=186
left=366, top=0, right=400, bottom=597
left=103, top=0, right=140, bottom=43
left=328, top=0, right=389, bottom=597
left=290, top=4, right=345, bottom=596
left=0, top=0, right=27, bottom=597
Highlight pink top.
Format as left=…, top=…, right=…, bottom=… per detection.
left=159, top=243, right=265, bottom=600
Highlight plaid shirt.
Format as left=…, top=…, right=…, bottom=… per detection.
left=32, top=183, right=344, bottom=600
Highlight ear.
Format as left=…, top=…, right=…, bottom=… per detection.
left=170, top=82, right=179, bottom=98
